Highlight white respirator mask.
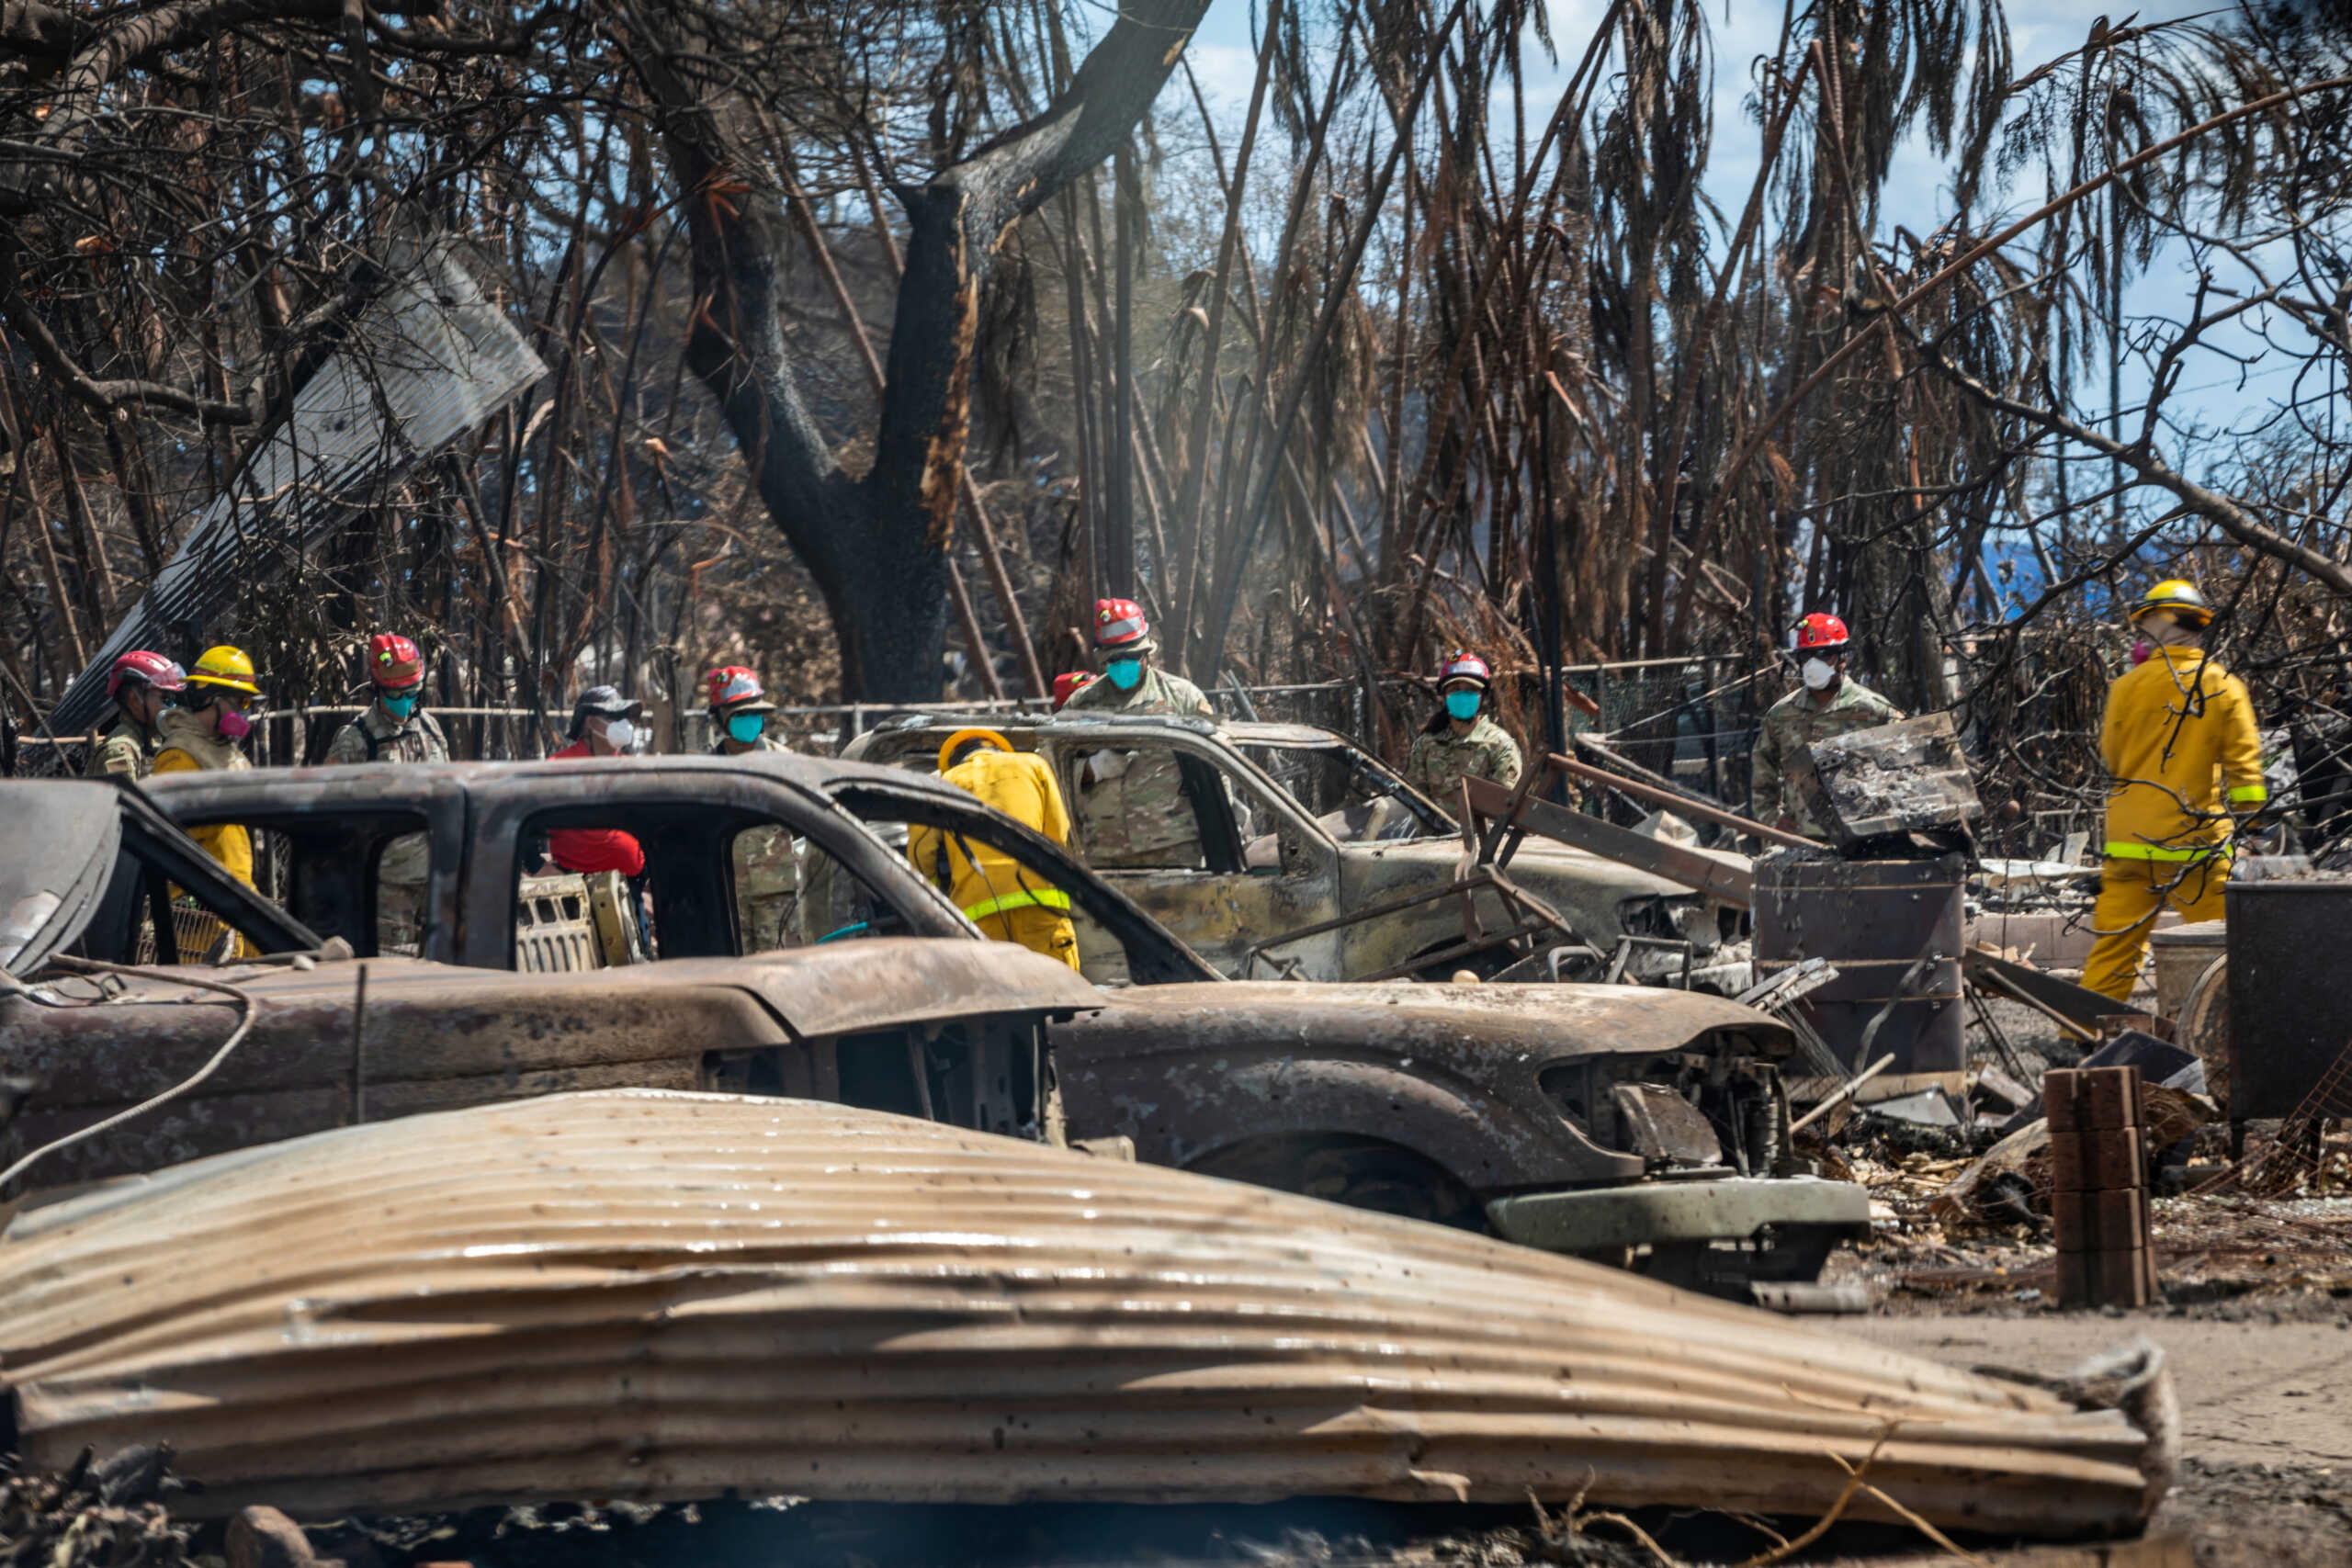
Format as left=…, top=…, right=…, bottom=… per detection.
left=601, top=717, right=640, bottom=752
left=1801, top=657, right=1838, bottom=692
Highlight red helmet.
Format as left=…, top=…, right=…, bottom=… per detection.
left=368, top=633, right=424, bottom=689
left=1091, top=598, right=1153, bottom=652
left=1438, top=650, right=1493, bottom=689
left=704, top=664, right=776, bottom=714
left=1051, top=671, right=1095, bottom=710
left=1793, top=613, right=1849, bottom=653
left=107, top=649, right=185, bottom=703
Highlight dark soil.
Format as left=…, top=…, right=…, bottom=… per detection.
left=2152, top=1458, right=2352, bottom=1568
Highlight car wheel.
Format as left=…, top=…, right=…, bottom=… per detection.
left=1187, top=1134, right=1488, bottom=1232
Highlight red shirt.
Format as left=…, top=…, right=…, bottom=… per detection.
left=545, top=739, right=646, bottom=877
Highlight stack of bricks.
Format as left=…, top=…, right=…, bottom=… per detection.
left=2046, top=1065, right=2160, bottom=1308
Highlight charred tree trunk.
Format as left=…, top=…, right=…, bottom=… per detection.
left=629, top=0, right=1207, bottom=700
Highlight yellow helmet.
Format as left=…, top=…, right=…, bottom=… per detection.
left=183, top=644, right=263, bottom=696
left=2130, top=579, right=2211, bottom=626
left=937, top=728, right=1012, bottom=773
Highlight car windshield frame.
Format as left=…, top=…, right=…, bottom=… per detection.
left=1239, top=737, right=1457, bottom=839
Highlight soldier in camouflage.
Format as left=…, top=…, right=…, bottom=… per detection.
left=706, top=665, right=797, bottom=951
left=325, top=634, right=450, bottom=766
left=1748, top=612, right=1904, bottom=838
left=326, top=634, right=448, bottom=947
left=1404, top=650, right=1522, bottom=810
left=1061, top=598, right=1215, bottom=868
left=86, top=651, right=185, bottom=780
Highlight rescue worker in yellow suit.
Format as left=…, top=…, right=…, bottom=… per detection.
left=907, top=729, right=1081, bottom=971
left=150, top=645, right=264, bottom=959
left=2083, top=581, right=2267, bottom=1002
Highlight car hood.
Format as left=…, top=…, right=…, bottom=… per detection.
left=0, top=784, right=124, bottom=976
left=1091, top=979, right=1790, bottom=1059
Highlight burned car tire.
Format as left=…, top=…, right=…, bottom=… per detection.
left=1185, top=1134, right=1488, bottom=1231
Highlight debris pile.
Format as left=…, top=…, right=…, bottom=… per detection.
left=0, top=1447, right=191, bottom=1568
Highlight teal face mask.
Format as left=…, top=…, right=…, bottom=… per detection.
left=726, top=712, right=766, bottom=744
left=1445, top=690, right=1481, bottom=721
left=1106, top=657, right=1144, bottom=692
left=381, top=693, right=418, bottom=719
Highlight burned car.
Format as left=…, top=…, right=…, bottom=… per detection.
left=840, top=714, right=1752, bottom=988
left=139, top=756, right=1865, bottom=1295
left=0, top=779, right=1101, bottom=1191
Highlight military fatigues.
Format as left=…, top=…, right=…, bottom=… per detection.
left=715, top=733, right=798, bottom=951
left=1062, top=663, right=1215, bottom=869
left=85, top=716, right=163, bottom=780
left=1748, top=679, right=1905, bottom=836
left=325, top=702, right=451, bottom=767
left=327, top=704, right=450, bottom=949
left=1403, top=716, right=1522, bottom=808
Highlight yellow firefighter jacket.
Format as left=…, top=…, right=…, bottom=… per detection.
left=2099, top=645, right=2267, bottom=862
left=151, top=706, right=256, bottom=890
left=907, top=747, right=1076, bottom=935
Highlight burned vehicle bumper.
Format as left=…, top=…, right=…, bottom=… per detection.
left=1487, top=1175, right=1870, bottom=1281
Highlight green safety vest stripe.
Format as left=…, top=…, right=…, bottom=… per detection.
left=964, top=888, right=1072, bottom=923
left=2104, top=842, right=2225, bottom=863
left=2228, top=783, right=2269, bottom=804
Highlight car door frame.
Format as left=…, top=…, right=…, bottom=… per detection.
left=1035, top=726, right=1345, bottom=977
left=821, top=774, right=1225, bottom=985
left=135, top=767, right=465, bottom=960
left=458, top=763, right=976, bottom=967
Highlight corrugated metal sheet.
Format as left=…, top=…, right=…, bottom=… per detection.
left=0, top=1090, right=2165, bottom=1537
left=53, top=242, right=546, bottom=732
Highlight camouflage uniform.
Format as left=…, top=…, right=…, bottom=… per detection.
left=1059, top=662, right=1214, bottom=719
left=715, top=732, right=798, bottom=951
left=1403, top=716, right=1522, bottom=809
left=326, top=703, right=450, bottom=945
left=1061, top=662, right=1214, bottom=868
left=1748, top=678, right=1905, bottom=836
left=85, top=716, right=163, bottom=780
left=325, top=702, right=451, bottom=767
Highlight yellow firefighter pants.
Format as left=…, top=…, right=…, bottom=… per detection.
left=2082, top=855, right=2228, bottom=1004
left=974, top=903, right=1082, bottom=971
